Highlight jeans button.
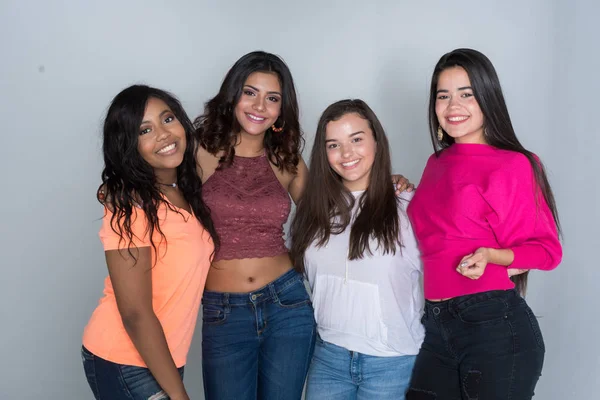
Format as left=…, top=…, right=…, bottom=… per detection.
left=251, top=294, right=257, bottom=301
left=433, top=307, right=441, bottom=315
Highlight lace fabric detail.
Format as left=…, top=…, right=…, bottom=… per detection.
left=202, top=154, right=291, bottom=261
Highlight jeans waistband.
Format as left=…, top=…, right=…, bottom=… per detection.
left=424, top=289, right=520, bottom=317
left=202, top=268, right=302, bottom=306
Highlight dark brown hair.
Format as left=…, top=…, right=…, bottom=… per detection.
left=98, top=85, right=219, bottom=262
left=194, top=51, right=303, bottom=173
left=290, top=99, right=402, bottom=274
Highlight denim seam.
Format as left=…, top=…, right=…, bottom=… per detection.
left=88, top=352, right=100, bottom=400
left=117, top=364, right=135, bottom=400
left=524, top=307, right=545, bottom=351
left=506, top=317, right=517, bottom=400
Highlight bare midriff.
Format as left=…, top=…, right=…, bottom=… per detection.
left=204, top=253, right=293, bottom=293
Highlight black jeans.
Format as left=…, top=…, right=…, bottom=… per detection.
left=407, top=289, right=545, bottom=400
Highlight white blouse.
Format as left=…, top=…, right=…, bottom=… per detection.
left=304, top=191, right=424, bottom=357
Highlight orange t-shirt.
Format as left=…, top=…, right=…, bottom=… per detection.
left=82, top=203, right=214, bottom=368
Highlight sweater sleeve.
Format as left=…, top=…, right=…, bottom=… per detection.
left=482, top=154, right=562, bottom=271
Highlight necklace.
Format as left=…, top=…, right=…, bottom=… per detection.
left=157, top=182, right=177, bottom=188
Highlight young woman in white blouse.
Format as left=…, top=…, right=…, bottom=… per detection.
left=290, top=99, right=424, bottom=400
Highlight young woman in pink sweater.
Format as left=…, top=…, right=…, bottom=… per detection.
left=406, top=49, right=562, bottom=399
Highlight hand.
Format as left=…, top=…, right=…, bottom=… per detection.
left=457, top=248, right=489, bottom=280
left=507, top=268, right=528, bottom=277
left=392, top=174, right=415, bottom=195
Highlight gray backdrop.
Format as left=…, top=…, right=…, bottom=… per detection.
left=1, top=0, right=597, bottom=398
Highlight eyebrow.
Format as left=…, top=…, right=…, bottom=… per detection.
left=245, top=84, right=282, bottom=96
left=141, top=109, right=172, bottom=124
left=436, top=86, right=473, bottom=94
left=324, top=131, right=365, bottom=143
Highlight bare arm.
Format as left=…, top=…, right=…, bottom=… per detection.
left=288, top=156, right=309, bottom=204
left=106, top=247, right=189, bottom=400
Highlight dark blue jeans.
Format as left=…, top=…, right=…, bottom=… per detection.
left=407, top=289, right=545, bottom=400
left=81, top=346, right=184, bottom=399
left=201, top=268, right=316, bottom=400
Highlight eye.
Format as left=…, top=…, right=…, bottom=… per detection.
left=140, top=127, right=151, bottom=135
left=164, top=115, right=175, bottom=123
left=327, top=143, right=338, bottom=149
left=351, top=137, right=362, bottom=143
left=437, top=95, right=449, bottom=100
left=267, top=96, right=280, bottom=103
left=461, top=92, right=474, bottom=98
left=243, top=89, right=255, bottom=96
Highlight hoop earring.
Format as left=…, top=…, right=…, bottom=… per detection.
left=271, top=120, right=285, bottom=133
left=437, top=126, right=444, bottom=141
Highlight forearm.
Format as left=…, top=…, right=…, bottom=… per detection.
left=124, top=314, right=188, bottom=400
left=485, top=248, right=515, bottom=267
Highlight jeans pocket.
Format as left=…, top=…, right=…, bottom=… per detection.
left=457, top=298, right=508, bottom=325
left=120, top=364, right=166, bottom=398
left=277, top=280, right=311, bottom=308
left=202, top=304, right=227, bottom=325
left=524, top=306, right=546, bottom=351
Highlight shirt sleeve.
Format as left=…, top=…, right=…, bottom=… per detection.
left=99, top=206, right=151, bottom=251
left=482, top=154, right=562, bottom=271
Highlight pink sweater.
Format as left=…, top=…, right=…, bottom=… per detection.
left=407, top=144, right=562, bottom=299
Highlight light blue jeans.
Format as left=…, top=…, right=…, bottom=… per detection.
left=305, top=336, right=416, bottom=400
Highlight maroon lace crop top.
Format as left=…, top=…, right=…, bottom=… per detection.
left=202, top=153, right=291, bottom=261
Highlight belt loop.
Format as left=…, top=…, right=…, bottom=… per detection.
left=223, top=293, right=230, bottom=312
left=268, top=282, right=279, bottom=303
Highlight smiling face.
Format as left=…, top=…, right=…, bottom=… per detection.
left=137, top=97, right=186, bottom=178
left=435, top=66, right=486, bottom=144
left=325, top=112, right=377, bottom=192
left=234, top=71, right=282, bottom=138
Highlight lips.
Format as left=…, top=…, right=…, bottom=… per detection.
left=341, top=159, right=360, bottom=169
left=157, top=142, right=177, bottom=155
left=245, top=113, right=266, bottom=124
left=446, top=115, right=469, bottom=125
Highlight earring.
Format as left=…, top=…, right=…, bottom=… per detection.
left=437, top=126, right=443, bottom=141
left=271, top=121, right=285, bottom=133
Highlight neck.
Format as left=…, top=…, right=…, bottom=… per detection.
left=235, top=131, right=266, bottom=157
left=155, top=168, right=178, bottom=186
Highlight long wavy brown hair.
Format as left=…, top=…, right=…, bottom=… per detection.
left=290, top=99, right=402, bottom=274
left=194, top=51, right=303, bottom=173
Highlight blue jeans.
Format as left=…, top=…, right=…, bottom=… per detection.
left=407, top=289, right=545, bottom=399
left=81, top=346, right=184, bottom=399
left=305, top=336, right=416, bottom=400
left=201, top=268, right=316, bottom=400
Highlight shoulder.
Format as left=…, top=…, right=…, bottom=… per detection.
left=196, top=145, right=221, bottom=182
left=490, top=150, right=536, bottom=180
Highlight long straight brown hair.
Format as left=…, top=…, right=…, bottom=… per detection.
left=290, top=99, right=402, bottom=274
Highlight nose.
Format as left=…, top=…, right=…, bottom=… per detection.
left=156, top=125, right=171, bottom=141
left=341, top=143, right=353, bottom=159
left=252, top=96, right=266, bottom=112
left=448, top=95, right=461, bottom=107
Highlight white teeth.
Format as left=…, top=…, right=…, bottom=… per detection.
left=247, top=114, right=265, bottom=121
left=157, top=143, right=176, bottom=154
left=342, top=160, right=359, bottom=167
left=448, top=116, right=469, bottom=122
